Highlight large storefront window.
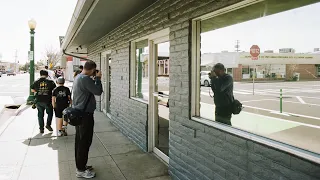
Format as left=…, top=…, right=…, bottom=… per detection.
left=192, top=1, right=320, bottom=155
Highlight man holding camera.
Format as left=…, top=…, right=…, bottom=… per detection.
left=31, top=70, right=56, bottom=133
left=210, top=63, right=234, bottom=126
left=72, top=60, right=103, bottom=178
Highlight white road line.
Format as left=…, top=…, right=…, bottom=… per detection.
left=241, top=99, right=275, bottom=103
left=265, top=99, right=320, bottom=107
left=200, top=102, right=320, bottom=129
left=296, top=96, right=306, bottom=104
left=243, top=105, right=320, bottom=121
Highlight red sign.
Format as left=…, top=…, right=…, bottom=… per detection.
left=250, top=45, right=260, bottom=60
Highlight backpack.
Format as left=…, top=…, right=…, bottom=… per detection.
left=232, top=99, right=243, bottom=115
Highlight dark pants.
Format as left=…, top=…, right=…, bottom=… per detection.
left=215, top=106, right=232, bottom=126
left=36, top=102, right=53, bottom=130
left=75, top=113, right=94, bottom=171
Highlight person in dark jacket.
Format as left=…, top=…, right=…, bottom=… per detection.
left=31, top=70, right=56, bottom=133
left=210, top=63, right=234, bottom=125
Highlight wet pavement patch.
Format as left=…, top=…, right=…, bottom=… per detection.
left=5, top=105, right=20, bottom=109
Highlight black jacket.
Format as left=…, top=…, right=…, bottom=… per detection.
left=210, top=74, right=234, bottom=108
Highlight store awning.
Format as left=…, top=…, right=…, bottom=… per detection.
left=61, top=0, right=157, bottom=56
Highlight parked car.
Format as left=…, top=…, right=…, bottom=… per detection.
left=6, top=71, right=16, bottom=76
left=0, top=72, right=2, bottom=77
left=200, top=71, right=211, bottom=87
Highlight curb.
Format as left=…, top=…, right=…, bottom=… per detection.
left=0, top=116, right=15, bottom=137
left=14, top=104, right=30, bottom=116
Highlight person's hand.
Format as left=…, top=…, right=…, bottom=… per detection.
left=96, top=71, right=102, bottom=78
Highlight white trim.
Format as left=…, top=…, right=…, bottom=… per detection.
left=101, top=50, right=111, bottom=57
left=130, top=28, right=170, bottom=43
left=153, top=147, right=169, bottom=164
left=147, top=40, right=155, bottom=152
left=193, top=0, right=264, bottom=21
left=101, top=50, right=111, bottom=113
left=146, top=31, right=170, bottom=163
left=191, top=20, right=201, bottom=117
left=131, top=97, right=148, bottom=104
left=191, top=117, right=320, bottom=164
left=130, top=41, right=137, bottom=98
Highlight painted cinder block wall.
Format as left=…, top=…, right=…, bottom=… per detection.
left=86, top=0, right=320, bottom=179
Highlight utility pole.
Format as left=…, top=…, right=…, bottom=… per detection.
left=14, top=49, right=18, bottom=73
left=235, top=40, right=240, bottom=52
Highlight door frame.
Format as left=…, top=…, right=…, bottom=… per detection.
left=101, top=50, right=111, bottom=116
left=147, top=30, right=170, bottom=164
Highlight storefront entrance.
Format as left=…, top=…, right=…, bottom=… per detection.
left=148, top=32, right=170, bottom=163
left=101, top=50, right=111, bottom=115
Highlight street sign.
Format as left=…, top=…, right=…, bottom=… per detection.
left=250, top=45, right=260, bottom=60
left=28, top=51, right=34, bottom=61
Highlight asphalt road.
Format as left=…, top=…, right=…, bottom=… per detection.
left=201, top=81, right=320, bottom=127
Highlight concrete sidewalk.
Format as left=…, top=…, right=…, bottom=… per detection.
left=0, top=106, right=170, bottom=180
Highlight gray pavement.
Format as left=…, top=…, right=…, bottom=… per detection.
left=0, top=107, right=170, bottom=180
left=200, top=81, right=320, bottom=154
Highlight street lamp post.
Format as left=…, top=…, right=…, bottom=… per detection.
left=26, top=19, right=36, bottom=105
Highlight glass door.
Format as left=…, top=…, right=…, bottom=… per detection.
left=150, top=39, right=170, bottom=163
left=101, top=51, right=111, bottom=115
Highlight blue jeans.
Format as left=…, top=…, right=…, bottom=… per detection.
left=36, top=102, right=53, bottom=130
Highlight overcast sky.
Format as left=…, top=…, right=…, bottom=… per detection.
left=201, top=2, right=320, bottom=54
left=0, top=0, right=77, bottom=64
left=0, top=1, right=319, bottom=65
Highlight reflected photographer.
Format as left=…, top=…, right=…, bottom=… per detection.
left=210, top=63, right=234, bottom=125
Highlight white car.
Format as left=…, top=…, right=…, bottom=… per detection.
left=200, top=71, right=211, bottom=87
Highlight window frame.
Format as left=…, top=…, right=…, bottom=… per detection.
left=130, top=29, right=170, bottom=104
left=190, top=0, right=320, bottom=164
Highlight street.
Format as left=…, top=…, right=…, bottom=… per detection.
left=0, top=73, right=30, bottom=111
left=200, top=81, right=320, bottom=154
left=0, top=74, right=31, bottom=128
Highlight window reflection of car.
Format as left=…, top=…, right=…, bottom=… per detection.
left=200, top=71, right=211, bottom=87
left=6, top=71, right=16, bottom=76
left=158, top=92, right=169, bottom=107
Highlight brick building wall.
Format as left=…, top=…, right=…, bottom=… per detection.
left=86, top=0, right=320, bottom=179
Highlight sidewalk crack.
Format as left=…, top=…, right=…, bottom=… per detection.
left=95, top=132, right=128, bottom=180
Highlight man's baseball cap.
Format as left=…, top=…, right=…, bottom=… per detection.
left=56, top=77, right=65, bottom=84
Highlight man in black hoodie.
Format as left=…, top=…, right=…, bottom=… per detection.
left=210, top=63, right=234, bottom=125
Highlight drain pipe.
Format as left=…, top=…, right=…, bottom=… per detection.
left=62, top=49, right=91, bottom=61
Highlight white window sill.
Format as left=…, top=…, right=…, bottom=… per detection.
left=191, top=116, right=320, bottom=164
left=130, top=97, right=149, bottom=104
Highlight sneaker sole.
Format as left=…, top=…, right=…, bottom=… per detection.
left=75, top=174, right=96, bottom=178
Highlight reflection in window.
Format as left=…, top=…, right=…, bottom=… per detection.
left=198, top=1, right=320, bottom=155
left=132, top=40, right=149, bottom=102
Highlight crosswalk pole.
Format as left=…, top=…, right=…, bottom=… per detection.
left=280, top=89, right=282, bottom=113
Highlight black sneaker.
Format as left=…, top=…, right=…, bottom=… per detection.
left=45, top=125, right=53, bottom=132
left=40, top=129, right=44, bottom=133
